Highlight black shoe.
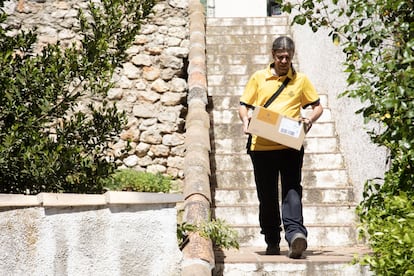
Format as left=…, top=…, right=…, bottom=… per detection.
left=265, top=244, right=280, bottom=255
left=288, top=233, right=307, bottom=259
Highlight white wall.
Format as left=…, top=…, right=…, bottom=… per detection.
left=0, top=192, right=183, bottom=276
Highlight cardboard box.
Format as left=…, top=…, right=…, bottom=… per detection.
left=247, top=106, right=305, bottom=150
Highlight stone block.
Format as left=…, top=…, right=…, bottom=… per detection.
left=0, top=194, right=39, bottom=207
left=39, top=193, right=106, bottom=206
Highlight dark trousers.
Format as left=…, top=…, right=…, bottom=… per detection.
left=249, top=148, right=307, bottom=245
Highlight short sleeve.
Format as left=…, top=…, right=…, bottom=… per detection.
left=300, top=75, right=320, bottom=108
left=240, top=73, right=259, bottom=106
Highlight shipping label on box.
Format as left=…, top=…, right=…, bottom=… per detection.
left=247, top=106, right=305, bottom=150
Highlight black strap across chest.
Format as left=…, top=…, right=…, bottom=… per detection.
left=263, top=77, right=291, bottom=108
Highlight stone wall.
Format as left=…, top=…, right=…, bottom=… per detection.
left=3, top=0, right=190, bottom=187
left=0, top=192, right=183, bottom=275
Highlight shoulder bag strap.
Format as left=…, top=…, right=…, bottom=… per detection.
left=263, top=77, right=290, bottom=108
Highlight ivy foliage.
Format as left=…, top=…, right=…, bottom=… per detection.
left=0, top=0, right=155, bottom=194
left=276, top=0, right=413, bottom=274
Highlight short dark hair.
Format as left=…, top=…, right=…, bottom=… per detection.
left=272, top=36, right=295, bottom=54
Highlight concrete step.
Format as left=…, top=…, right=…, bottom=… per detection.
left=303, top=137, right=339, bottom=153
left=207, top=85, right=244, bottom=96
left=207, top=23, right=289, bottom=36
left=207, top=55, right=272, bottom=71
left=207, top=43, right=276, bottom=56
left=207, top=58, right=300, bottom=76
left=207, top=54, right=271, bottom=68
left=227, top=224, right=359, bottom=248
left=206, top=34, right=286, bottom=45
left=212, top=169, right=350, bottom=190
left=208, top=64, right=254, bottom=76
left=212, top=138, right=247, bottom=154
left=214, top=204, right=357, bottom=226
left=305, top=122, right=336, bottom=137
left=214, top=187, right=354, bottom=205
left=213, top=246, right=372, bottom=276
left=207, top=17, right=289, bottom=27
left=212, top=153, right=345, bottom=172
left=208, top=74, right=251, bottom=87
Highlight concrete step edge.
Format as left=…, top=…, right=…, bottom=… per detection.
left=212, top=168, right=350, bottom=172
left=228, top=223, right=357, bottom=228
left=214, top=187, right=354, bottom=192
left=214, top=245, right=371, bottom=264
left=214, top=202, right=357, bottom=207
left=228, top=224, right=362, bottom=248
left=211, top=137, right=339, bottom=144
left=214, top=188, right=355, bottom=205
left=212, top=151, right=344, bottom=157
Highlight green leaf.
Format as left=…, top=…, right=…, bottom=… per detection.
left=293, top=14, right=307, bottom=25
left=332, top=33, right=340, bottom=46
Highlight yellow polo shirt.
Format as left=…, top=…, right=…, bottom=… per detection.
left=240, top=64, right=320, bottom=151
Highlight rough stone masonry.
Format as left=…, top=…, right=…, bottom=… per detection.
left=4, top=0, right=190, bottom=188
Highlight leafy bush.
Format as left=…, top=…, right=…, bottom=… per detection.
left=0, top=0, right=155, bottom=194
left=102, top=169, right=172, bottom=193
left=357, top=190, right=414, bottom=275
left=199, top=218, right=240, bottom=250
left=276, top=0, right=413, bottom=274
left=177, top=219, right=240, bottom=250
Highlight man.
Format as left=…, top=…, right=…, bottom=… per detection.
left=238, top=36, right=323, bottom=258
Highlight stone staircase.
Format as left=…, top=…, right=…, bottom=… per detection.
left=206, top=16, right=371, bottom=275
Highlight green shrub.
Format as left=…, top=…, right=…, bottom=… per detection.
left=177, top=219, right=240, bottom=250
left=356, top=182, right=414, bottom=275
left=199, top=218, right=240, bottom=250
left=0, top=0, right=156, bottom=194
left=102, top=169, right=172, bottom=193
